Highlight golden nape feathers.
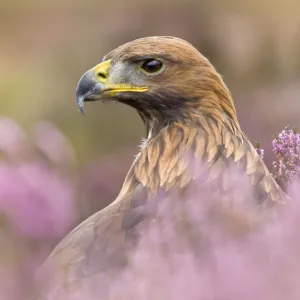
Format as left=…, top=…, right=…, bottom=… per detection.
left=37, top=36, right=287, bottom=300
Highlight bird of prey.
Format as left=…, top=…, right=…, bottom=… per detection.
left=36, top=36, right=287, bottom=299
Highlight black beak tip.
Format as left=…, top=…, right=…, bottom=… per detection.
left=78, top=106, right=85, bottom=115
left=76, top=95, right=85, bottom=115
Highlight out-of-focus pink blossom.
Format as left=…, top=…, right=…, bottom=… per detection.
left=0, top=116, right=27, bottom=156
left=32, top=121, right=76, bottom=166
left=0, top=117, right=77, bottom=238
left=0, top=162, right=75, bottom=238
left=0, top=117, right=78, bottom=299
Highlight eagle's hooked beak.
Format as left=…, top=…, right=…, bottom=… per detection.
left=76, top=69, right=103, bottom=114
left=76, top=59, right=149, bottom=114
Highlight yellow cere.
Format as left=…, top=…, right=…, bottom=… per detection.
left=93, top=60, right=149, bottom=95
left=94, top=60, right=111, bottom=83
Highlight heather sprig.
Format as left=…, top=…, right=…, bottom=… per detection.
left=255, top=141, right=264, bottom=159
left=272, top=126, right=300, bottom=190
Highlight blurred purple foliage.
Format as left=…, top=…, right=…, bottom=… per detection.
left=106, top=179, right=300, bottom=300
left=0, top=116, right=300, bottom=299
left=0, top=117, right=77, bottom=299
left=0, top=117, right=76, bottom=239
left=0, top=162, right=74, bottom=238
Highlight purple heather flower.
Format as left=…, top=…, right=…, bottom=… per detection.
left=255, top=141, right=264, bottom=159
left=272, top=126, right=300, bottom=189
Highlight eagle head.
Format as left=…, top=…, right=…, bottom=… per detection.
left=76, top=36, right=238, bottom=135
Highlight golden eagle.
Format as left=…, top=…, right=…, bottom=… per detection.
left=37, top=36, right=286, bottom=299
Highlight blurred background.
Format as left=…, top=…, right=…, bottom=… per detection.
left=0, top=0, right=299, bottom=298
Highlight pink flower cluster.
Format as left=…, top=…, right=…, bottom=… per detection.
left=255, top=126, right=300, bottom=190
left=272, top=127, right=300, bottom=189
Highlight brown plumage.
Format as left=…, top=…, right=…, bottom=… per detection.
left=37, top=36, right=287, bottom=299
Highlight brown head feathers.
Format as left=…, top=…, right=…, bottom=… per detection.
left=104, top=36, right=286, bottom=206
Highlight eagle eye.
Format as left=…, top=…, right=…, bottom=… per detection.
left=140, top=59, right=163, bottom=74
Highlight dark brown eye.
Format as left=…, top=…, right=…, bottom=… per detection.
left=141, top=59, right=163, bottom=73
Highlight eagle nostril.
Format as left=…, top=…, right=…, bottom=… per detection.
left=97, top=72, right=107, bottom=80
